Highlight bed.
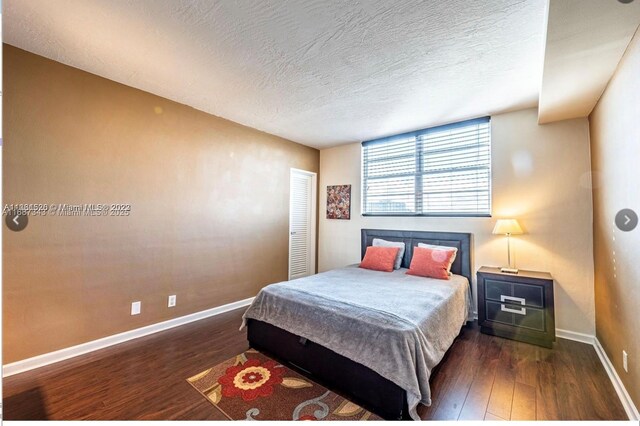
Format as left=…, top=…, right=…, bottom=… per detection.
left=242, top=229, right=473, bottom=420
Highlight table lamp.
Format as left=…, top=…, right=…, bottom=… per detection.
left=492, top=219, right=523, bottom=274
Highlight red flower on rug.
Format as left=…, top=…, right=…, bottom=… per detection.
left=218, top=358, right=284, bottom=401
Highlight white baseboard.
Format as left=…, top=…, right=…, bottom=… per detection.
left=2, top=297, right=254, bottom=377
left=555, top=328, right=595, bottom=345
left=593, top=337, right=639, bottom=420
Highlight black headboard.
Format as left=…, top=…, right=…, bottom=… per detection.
left=361, top=229, right=472, bottom=284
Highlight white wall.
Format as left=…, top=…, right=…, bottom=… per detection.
left=590, top=28, right=640, bottom=406
left=319, top=108, right=595, bottom=336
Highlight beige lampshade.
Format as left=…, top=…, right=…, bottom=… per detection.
left=492, top=219, right=523, bottom=235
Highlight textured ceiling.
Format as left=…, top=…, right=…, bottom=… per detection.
left=539, top=0, right=640, bottom=124
left=4, top=0, right=546, bottom=148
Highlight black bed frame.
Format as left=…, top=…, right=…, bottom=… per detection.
left=247, top=229, right=472, bottom=420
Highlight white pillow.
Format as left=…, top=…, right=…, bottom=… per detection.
left=417, top=243, right=458, bottom=274
left=372, top=238, right=405, bottom=270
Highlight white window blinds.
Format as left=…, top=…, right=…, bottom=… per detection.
left=362, top=117, right=491, bottom=216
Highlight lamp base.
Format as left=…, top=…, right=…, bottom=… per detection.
left=500, top=267, right=519, bottom=274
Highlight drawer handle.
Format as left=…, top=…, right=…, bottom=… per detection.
left=501, top=304, right=527, bottom=315
left=501, top=295, right=525, bottom=305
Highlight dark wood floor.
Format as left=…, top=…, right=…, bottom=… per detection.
left=3, top=308, right=627, bottom=420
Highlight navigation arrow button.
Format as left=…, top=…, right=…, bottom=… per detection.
left=6, top=210, right=29, bottom=232
left=615, top=209, right=638, bottom=232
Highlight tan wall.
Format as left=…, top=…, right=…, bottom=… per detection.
left=319, top=108, right=595, bottom=336
left=2, top=45, right=319, bottom=363
left=589, top=31, right=640, bottom=407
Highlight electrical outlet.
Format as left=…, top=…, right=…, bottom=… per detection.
left=168, top=295, right=177, bottom=308
left=131, top=301, right=141, bottom=315
left=623, top=350, right=628, bottom=373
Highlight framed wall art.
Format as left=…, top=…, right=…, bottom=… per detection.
left=326, top=185, right=351, bottom=220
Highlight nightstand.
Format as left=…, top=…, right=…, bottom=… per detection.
left=477, top=267, right=555, bottom=348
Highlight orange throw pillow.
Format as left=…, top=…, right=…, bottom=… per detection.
left=406, top=246, right=455, bottom=280
left=359, top=246, right=401, bottom=272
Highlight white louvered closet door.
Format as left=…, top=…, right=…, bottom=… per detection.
left=289, top=169, right=316, bottom=280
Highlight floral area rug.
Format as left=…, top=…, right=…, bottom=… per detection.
left=187, top=349, right=381, bottom=421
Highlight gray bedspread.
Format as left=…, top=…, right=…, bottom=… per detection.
left=241, top=265, right=471, bottom=420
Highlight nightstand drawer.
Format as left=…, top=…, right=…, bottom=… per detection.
left=485, top=301, right=546, bottom=332
left=485, top=279, right=544, bottom=308
left=477, top=267, right=555, bottom=348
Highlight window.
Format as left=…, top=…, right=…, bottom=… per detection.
left=362, top=117, right=491, bottom=216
